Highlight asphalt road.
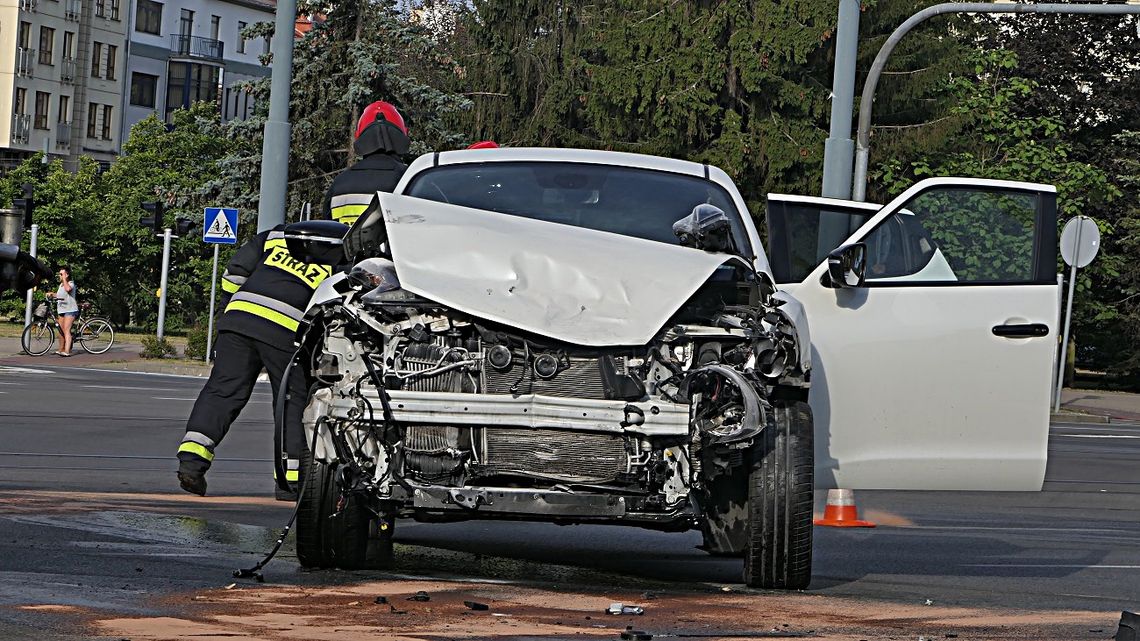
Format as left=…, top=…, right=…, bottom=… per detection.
left=1, top=364, right=1138, bottom=637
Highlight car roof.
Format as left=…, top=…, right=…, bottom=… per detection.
left=413, top=147, right=710, bottom=178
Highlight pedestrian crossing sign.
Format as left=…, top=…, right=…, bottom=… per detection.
left=203, top=207, right=239, bottom=244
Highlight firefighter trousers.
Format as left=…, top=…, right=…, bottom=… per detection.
left=177, top=330, right=308, bottom=490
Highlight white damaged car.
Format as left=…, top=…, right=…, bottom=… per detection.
left=282, top=148, right=1060, bottom=589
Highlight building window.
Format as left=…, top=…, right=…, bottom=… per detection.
left=210, top=15, right=220, bottom=40
left=91, top=41, right=102, bottom=77
left=110, top=0, right=119, bottom=20
left=130, top=72, right=158, bottom=108
left=180, top=9, right=194, bottom=38
left=87, top=103, right=98, bottom=138
left=237, top=21, right=246, bottom=53
left=165, top=61, right=220, bottom=118
left=63, top=31, right=75, bottom=58
left=136, top=0, right=162, bottom=35
left=38, top=27, right=55, bottom=65
left=16, top=88, right=28, bottom=115
left=18, top=21, right=32, bottom=49
left=58, top=95, right=70, bottom=123
left=102, top=105, right=113, bottom=139
left=34, top=92, right=51, bottom=129
left=106, top=45, right=117, bottom=80
left=95, top=0, right=105, bottom=17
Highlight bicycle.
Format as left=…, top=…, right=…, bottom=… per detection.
left=21, top=299, right=116, bottom=356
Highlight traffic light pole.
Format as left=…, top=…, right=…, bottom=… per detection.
left=23, top=224, right=38, bottom=329
left=256, top=0, right=298, bottom=232
left=157, top=228, right=172, bottom=341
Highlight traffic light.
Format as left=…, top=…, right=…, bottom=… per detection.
left=174, top=217, right=196, bottom=236
left=12, top=183, right=34, bottom=229
left=139, top=201, right=164, bottom=234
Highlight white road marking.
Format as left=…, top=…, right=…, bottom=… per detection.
left=69, top=367, right=208, bottom=379
left=84, top=385, right=179, bottom=391
left=1052, top=424, right=1140, bottom=431
left=0, top=382, right=24, bottom=386
left=966, top=564, right=1140, bottom=569
left=913, top=526, right=1133, bottom=533
left=1048, top=431, right=1140, bottom=435
left=0, top=366, right=54, bottom=375
left=152, top=397, right=198, bottom=401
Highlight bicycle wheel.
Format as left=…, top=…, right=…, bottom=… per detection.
left=78, top=318, right=115, bottom=354
left=21, top=322, right=55, bottom=356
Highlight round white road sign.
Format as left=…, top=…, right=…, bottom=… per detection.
left=1060, top=216, right=1100, bottom=268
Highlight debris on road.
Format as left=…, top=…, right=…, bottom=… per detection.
left=374, top=596, right=388, bottom=604
left=223, top=583, right=236, bottom=590
left=1116, top=610, right=1138, bottom=641
left=407, top=591, right=431, bottom=602
left=464, top=600, right=490, bottom=611
left=607, top=603, right=645, bottom=616
left=620, top=628, right=653, bottom=640
left=924, top=599, right=934, bottom=606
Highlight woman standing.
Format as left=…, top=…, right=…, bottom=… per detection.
left=46, top=266, right=78, bottom=356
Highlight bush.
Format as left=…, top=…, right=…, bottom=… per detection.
left=184, top=322, right=213, bottom=360
left=140, top=336, right=177, bottom=359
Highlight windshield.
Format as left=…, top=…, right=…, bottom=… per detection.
left=405, top=161, right=751, bottom=254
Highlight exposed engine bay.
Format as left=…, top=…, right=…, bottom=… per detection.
left=298, top=255, right=808, bottom=535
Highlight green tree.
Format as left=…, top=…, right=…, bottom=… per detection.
left=93, top=104, right=238, bottom=328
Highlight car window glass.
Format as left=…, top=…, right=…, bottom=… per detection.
left=406, top=162, right=751, bottom=253
left=861, top=187, right=1041, bottom=284
left=765, top=201, right=873, bottom=283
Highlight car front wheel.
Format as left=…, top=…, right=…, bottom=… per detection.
left=743, top=401, right=814, bottom=589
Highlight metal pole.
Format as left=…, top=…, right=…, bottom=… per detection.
left=852, top=2, right=1140, bottom=201
left=821, top=0, right=861, bottom=200
left=157, top=228, right=172, bottom=341
left=1054, top=260, right=1079, bottom=413
left=206, top=244, right=219, bottom=362
left=256, top=0, right=298, bottom=233
left=23, top=223, right=38, bottom=329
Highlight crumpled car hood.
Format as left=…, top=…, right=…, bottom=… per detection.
left=378, top=193, right=748, bottom=347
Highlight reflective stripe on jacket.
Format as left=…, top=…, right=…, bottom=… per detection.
left=323, top=152, right=407, bottom=224
left=216, top=226, right=334, bottom=346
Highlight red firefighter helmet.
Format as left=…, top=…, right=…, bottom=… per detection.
left=467, top=140, right=499, bottom=149
left=356, top=101, right=407, bottom=139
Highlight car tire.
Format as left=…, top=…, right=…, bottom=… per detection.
left=296, top=447, right=393, bottom=571
left=296, top=447, right=335, bottom=568
left=743, top=400, right=814, bottom=590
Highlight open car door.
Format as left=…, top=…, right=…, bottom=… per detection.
left=774, top=178, right=1059, bottom=491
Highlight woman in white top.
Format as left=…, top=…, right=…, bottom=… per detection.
left=45, top=265, right=78, bottom=356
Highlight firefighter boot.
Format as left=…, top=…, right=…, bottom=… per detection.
left=177, top=458, right=209, bottom=497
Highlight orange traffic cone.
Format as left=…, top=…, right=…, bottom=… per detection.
left=814, top=488, right=876, bottom=528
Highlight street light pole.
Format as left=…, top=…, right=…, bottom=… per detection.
left=256, top=0, right=298, bottom=233
left=23, top=223, right=38, bottom=329
left=851, top=2, right=1140, bottom=201
left=821, top=0, right=861, bottom=200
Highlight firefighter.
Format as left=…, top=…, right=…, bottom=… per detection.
left=323, top=101, right=411, bottom=225
left=175, top=223, right=345, bottom=499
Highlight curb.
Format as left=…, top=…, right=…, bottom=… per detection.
left=1051, top=411, right=1111, bottom=424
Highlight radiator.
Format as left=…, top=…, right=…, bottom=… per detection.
left=472, top=428, right=628, bottom=483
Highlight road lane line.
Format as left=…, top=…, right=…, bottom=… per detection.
left=1053, top=434, right=1140, bottom=440
left=152, top=397, right=199, bottom=401
left=84, top=385, right=180, bottom=391
left=966, top=564, right=1140, bottom=569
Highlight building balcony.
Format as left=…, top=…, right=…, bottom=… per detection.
left=170, top=35, right=224, bottom=61
left=65, top=0, right=81, bottom=21
left=61, top=58, right=78, bottom=83
left=57, top=123, right=72, bottom=148
left=12, top=114, right=31, bottom=145
left=16, top=48, right=35, bottom=77
left=19, top=0, right=36, bottom=11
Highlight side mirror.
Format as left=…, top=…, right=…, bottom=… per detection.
left=284, top=220, right=349, bottom=265
left=826, top=242, right=867, bottom=288
left=673, top=204, right=734, bottom=253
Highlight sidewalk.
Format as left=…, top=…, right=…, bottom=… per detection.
left=2, top=334, right=1139, bottom=420
left=0, top=336, right=213, bottom=377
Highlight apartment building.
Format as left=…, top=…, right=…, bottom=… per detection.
left=1, top=0, right=129, bottom=169
left=120, top=0, right=274, bottom=139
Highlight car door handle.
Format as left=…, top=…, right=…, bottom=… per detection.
left=992, top=323, right=1049, bottom=338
